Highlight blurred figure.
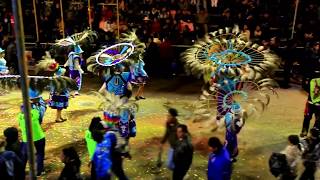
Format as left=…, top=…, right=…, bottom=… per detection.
left=160, top=108, right=180, bottom=170
left=172, top=124, right=193, bottom=180
left=300, top=128, right=320, bottom=180
left=85, top=117, right=104, bottom=160
left=59, top=147, right=82, bottom=180
left=279, top=135, right=302, bottom=179
left=207, top=137, right=232, bottom=180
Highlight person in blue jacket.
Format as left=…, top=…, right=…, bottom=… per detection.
left=207, top=137, right=232, bottom=180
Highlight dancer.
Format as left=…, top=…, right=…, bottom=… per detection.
left=223, top=103, right=246, bottom=162
left=49, top=67, right=69, bottom=123
left=0, top=48, right=8, bottom=74
left=65, top=44, right=84, bottom=96
left=131, top=54, right=148, bottom=100
left=99, top=64, right=132, bottom=97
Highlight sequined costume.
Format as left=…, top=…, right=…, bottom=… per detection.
left=65, top=45, right=84, bottom=91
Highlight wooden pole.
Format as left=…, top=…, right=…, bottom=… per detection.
left=88, top=0, right=92, bottom=29
left=11, top=0, right=36, bottom=179
left=117, top=0, right=120, bottom=39
left=60, top=0, right=65, bottom=38
left=32, top=0, right=39, bottom=42
left=291, top=0, right=299, bottom=39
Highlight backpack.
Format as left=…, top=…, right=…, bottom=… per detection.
left=269, top=152, right=290, bottom=177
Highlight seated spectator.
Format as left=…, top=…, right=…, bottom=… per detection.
left=241, top=24, right=251, bottom=41
left=253, top=25, right=263, bottom=42
left=279, top=135, right=301, bottom=180
left=59, top=147, right=82, bottom=180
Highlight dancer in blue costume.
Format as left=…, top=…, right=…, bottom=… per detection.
left=131, top=53, right=148, bottom=100
left=0, top=48, right=9, bottom=74
left=64, top=44, right=84, bottom=96
left=99, top=64, right=132, bottom=97
left=223, top=103, right=245, bottom=162
left=49, top=67, right=70, bottom=123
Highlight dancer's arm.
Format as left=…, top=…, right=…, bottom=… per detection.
left=99, top=83, right=106, bottom=93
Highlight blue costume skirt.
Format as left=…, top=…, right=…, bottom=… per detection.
left=131, top=75, right=147, bottom=85
left=49, top=93, right=69, bottom=110
left=69, top=70, right=82, bottom=90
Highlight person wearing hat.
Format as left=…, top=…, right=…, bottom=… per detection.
left=223, top=103, right=245, bottom=162
left=99, top=63, right=132, bottom=97
left=0, top=47, right=9, bottom=74
left=49, top=67, right=69, bottom=123
left=64, top=44, right=84, bottom=96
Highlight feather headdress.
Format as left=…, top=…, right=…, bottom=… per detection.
left=51, top=30, right=98, bottom=54
left=192, top=78, right=278, bottom=121
left=90, top=91, right=138, bottom=116
left=86, top=30, right=146, bottom=75
left=0, top=53, right=78, bottom=94
left=181, top=25, right=281, bottom=82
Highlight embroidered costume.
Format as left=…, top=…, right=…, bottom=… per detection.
left=49, top=67, right=70, bottom=110
left=131, top=57, right=148, bottom=85
left=65, top=44, right=84, bottom=92
left=0, top=48, right=9, bottom=74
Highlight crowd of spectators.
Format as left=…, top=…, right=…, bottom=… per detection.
left=0, top=0, right=319, bottom=45
left=0, top=0, right=320, bottom=78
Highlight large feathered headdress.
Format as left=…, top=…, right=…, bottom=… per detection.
left=51, top=30, right=98, bottom=54
left=86, top=30, right=146, bottom=75
left=0, top=53, right=78, bottom=93
left=181, top=25, right=281, bottom=82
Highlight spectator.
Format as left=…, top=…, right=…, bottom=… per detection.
left=85, top=117, right=104, bottom=160
left=252, top=25, right=262, bottom=42
left=241, top=24, right=250, bottom=41
left=172, top=124, right=193, bottom=180
left=160, top=108, right=180, bottom=170
left=18, top=106, right=46, bottom=176
left=207, top=137, right=232, bottom=180
left=3, top=127, right=23, bottom=160
left=300, top=128, right=320, bottom=180
left=0, top=136, right=25, bottom=179
left=59, top=147, right=82, bottom=180
left=279, top=135, right=302, bottom=179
